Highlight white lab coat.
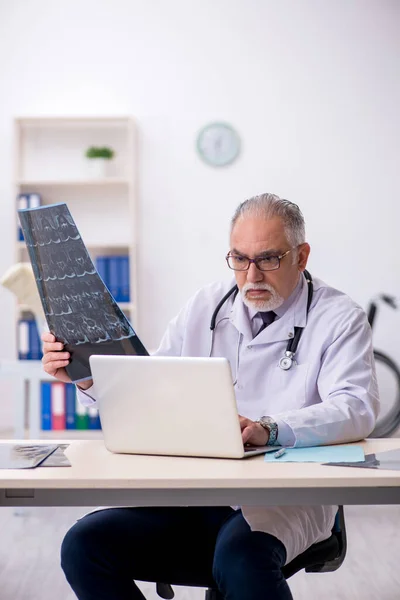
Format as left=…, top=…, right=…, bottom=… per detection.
left=78, top=274, right=379, bottom=563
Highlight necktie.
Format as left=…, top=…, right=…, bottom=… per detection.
left=256, top=311, right=276, bottom=336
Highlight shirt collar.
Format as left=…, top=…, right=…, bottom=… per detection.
left=229, top=273, right=310, bottom=344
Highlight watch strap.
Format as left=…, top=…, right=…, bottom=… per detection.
left=256, top=416, right=279, bottom=445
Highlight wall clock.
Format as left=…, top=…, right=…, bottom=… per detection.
left=196, top=122, right=241, bottom=167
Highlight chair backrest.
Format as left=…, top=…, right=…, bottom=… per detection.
left=306, top=505, right=347, bottom=573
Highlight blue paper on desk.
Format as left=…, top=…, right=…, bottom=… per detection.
left=264, top=445, right=365, bottom=463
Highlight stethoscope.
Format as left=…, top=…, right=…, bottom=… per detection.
left=209, top=270, right=313, bottom=372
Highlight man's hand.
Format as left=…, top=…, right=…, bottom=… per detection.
left=41, top=332, right=93, bottom=390
left=239, top=415, right=269, bottom=446
left=42, top=332, right=72, bottom=383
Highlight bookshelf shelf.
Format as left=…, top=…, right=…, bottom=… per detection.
left=17, top=178, right=131, bottom=187
left=17, top=241, right=133, bottom=252
left=17, top=116, right=131, bottom=128
left=40, top=429, right=104, bottom=440
left=12, top=116, right=138, bottom=439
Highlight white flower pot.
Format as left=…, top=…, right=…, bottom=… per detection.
left=87, top=157, right=108, bottom=179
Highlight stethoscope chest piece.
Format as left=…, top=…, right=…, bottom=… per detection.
left=279, top=352, right=296, bottom=371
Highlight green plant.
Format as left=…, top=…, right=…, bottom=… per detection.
left=85, top=146, right=115, bottom=159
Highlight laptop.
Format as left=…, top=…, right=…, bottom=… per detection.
left=89, top=355, right=278, bottom=459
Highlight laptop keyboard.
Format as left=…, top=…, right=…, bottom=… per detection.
left=244, top=445, right=266, bottom=452
left=244, top=445, right=277, bottom=453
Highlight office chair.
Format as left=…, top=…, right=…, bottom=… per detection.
left=155, top=506, right=347, bottom=600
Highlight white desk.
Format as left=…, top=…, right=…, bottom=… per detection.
left=1, top=439, right=400, bottom=507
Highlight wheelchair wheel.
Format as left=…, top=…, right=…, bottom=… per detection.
left=369, top=349, right=400, bottom=438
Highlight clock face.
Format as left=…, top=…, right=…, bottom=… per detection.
left=196, top=122, right=241, bottom=167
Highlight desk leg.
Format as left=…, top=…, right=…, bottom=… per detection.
left=14, top=376, right=26, bottom=439
left=29, top=376, right=41, bottom=439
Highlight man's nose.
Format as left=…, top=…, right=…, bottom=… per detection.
left=246, top=262, right=264, bottom=283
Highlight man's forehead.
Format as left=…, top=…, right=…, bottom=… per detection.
left=230, top=215, right=287, bottom=244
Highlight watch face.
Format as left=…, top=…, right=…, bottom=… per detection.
left=196, top=122, right=241, bottom=167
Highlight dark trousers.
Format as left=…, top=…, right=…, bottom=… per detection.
left=61, top=506, right=293, bottom=600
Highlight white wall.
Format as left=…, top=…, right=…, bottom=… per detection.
left=0, top=0, right=399, bottom=429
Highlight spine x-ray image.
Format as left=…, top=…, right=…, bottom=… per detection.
left=18, top=203, right=148, bottom=382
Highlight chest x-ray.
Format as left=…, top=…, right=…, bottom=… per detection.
left=18, top=203, right=148, bottom=382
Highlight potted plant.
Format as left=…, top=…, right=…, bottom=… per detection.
left=85, top=146, right=115, bottom=178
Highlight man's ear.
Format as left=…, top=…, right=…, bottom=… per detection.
left=297, top=243, right=311, bottom=272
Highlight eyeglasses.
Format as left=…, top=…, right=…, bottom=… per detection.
left=225, top=249, right=292, bottom=272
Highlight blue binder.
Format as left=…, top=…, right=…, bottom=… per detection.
left=88, top=406, right=102, bottom=429
left=17, top=195, right=29, bottom=241
left=119, top=256, right=130, bottom=302
left=65, top=383, right=77, bottom=430
left=41, top=381, right=52, bottom=430
left=108, top=257, right=120, bottom=301
left=29, top=320, right=42, bottom=360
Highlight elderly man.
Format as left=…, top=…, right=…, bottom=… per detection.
left=42, top=193, right=379, bottom=600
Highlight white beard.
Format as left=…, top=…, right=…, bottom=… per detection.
left=241, top=282, right=284, bottom=312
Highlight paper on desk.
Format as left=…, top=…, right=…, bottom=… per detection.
left=0, top=444, right=71, bottom=469
left=324, top=448, right=400, bottom=471
left=0, top=444, right=59, bottom=469
left=40, top=444, right=71, bottom=467
left=264, top=445, right=365, bottom=463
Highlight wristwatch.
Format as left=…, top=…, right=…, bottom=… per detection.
left=256, top=416, right=279, bottom=445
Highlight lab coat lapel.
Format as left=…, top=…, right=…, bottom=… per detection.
left=230, top=291, right=253, bottom=343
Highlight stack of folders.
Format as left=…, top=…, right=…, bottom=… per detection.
left=41, top=382, right=101, bottom=431
left=96, top=256, right=130, bottom=302
left=18, top=318, right=43, bottom=360
left=17, top=193, right=41, bottom=241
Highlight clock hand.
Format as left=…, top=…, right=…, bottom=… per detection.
left=214, top=136, right=222, bottom=152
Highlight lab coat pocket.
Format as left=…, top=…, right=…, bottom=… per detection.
left=268, top=362, right=309, bottom=411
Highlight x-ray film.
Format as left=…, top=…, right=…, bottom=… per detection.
left=0, top=443, right=59, bottom=469
left=18, top=203, right=148, bottom=382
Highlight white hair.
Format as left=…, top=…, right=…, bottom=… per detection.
left=230, top=193, right=306, bottom=250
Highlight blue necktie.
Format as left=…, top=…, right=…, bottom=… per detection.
left=256, top=311, right=276, bottom=336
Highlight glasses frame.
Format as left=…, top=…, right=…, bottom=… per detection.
left=225, top=249, right=292, bottom=272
